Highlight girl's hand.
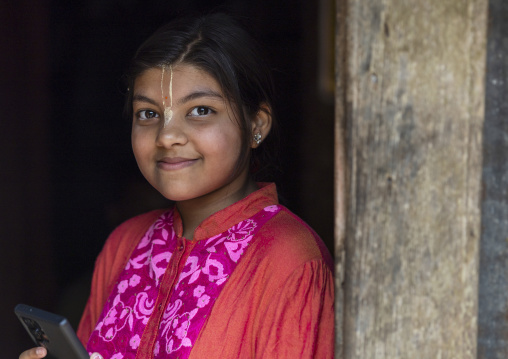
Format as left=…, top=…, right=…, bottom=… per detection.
left=19, top=347, right=46, bottom=359
left=19, top=348, right=103, bottom=359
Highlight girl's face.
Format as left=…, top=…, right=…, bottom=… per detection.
left=131, top=64, right=250, bottom=203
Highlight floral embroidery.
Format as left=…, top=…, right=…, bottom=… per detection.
left=117, top=280, right=128, bottom=294
left=226, top=219, right=256, bottom=241
left=129, top=335, right=140, bottom=349
left=96, top=296, right=131, bottom=341
left=133, top=291, right=156, bottom=325
left=202, top=257, right=226, bottom=282
left=129, top=275, right=140, bottom=287
left=88, top=210, right=176, bottom=357
left=193, top=286, right=205, bottom=298
left=159, top=308, right=197, bottom=354
left=87, top=206, right=281, bottom=359
left=196, top=295, right=210, bottom=308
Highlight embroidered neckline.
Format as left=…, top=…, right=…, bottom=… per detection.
left=87, top=205, right=281, bottom=359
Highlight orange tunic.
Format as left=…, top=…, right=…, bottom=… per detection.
left=77, top=183, right=335, bottom=358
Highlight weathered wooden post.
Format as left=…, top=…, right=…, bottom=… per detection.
left=334, top=0, right=347, bottom=357
left=335, top=0, right=489, bottom=357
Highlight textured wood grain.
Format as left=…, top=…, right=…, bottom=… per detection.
left=334, top=0, right=347, bottom=357
left=339, top=0, right=488, bottom=357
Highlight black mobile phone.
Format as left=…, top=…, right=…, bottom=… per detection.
left=15, top=304, right=89, bottom=359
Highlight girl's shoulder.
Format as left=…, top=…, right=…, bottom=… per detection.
left=253, top=206, right=334, bottom=272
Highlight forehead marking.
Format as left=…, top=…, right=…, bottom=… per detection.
left=161, top=64, right=174, bottom=127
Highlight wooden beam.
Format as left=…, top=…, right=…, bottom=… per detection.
left=339, top=0, right=488, bottom=357
left=334, top=0, right=348, bottom=356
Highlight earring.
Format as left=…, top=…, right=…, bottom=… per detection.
left=253, top=133, right=262, bottom=145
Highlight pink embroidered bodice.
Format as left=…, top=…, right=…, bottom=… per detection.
left=87, top=205, right=281, bottom=359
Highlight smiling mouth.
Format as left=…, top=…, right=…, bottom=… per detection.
left=157, top=157, right=197, bottom=170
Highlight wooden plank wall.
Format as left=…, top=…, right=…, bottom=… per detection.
left=335, top=0, right=488, bottom=357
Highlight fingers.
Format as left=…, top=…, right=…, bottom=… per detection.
left=20, top=347, right=104, bottom=359
left=19, top=347, right=47, bottom=359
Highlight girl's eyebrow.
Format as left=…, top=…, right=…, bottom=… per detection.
left=177, top=90, right=224, bottom=105
left=132, top=94, right=159, bottom=106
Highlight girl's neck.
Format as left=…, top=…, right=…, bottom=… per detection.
left=176, top=175, right=258, bottom=239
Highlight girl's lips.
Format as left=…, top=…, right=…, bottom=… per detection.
left=157, top=157, right=197, bottom=170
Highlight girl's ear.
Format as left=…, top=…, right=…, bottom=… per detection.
left=251, top=103, right=272, bottom=148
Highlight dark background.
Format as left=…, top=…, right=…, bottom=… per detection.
left=0, top=0, right=334, bottom=355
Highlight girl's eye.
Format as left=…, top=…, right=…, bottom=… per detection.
left=189, top=106, right=213, bottom=116
left=137, top=110, right=159, bottom=120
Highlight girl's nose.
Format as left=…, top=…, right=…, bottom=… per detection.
left=155, top=117, right=188, bottom=148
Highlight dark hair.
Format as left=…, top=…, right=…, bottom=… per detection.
left=124, top=13, right=278, bottom=180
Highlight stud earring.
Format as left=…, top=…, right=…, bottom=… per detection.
left=253, top=133, right=262, bottom=145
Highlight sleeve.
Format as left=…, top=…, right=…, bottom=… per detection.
left=76, top=209, right=166, bottom=345
left=256, top=259, right=335, bottom=358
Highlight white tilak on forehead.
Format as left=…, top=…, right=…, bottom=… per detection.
left=161, top=64, right=174, bottom=127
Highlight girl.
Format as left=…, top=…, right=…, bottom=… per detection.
left=21, top=13, right=334, bottom=359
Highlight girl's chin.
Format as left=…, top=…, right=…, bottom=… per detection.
left=158, top=187, right=223, bottom=203
left=157, top=189, right=207, bottom=202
